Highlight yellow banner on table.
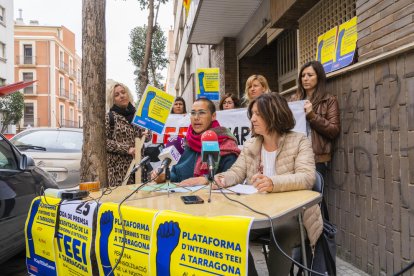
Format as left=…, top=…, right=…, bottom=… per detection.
left=54, top=200, right=98, bottom=276
left=25, top=196, right=61, bottom=275
left=95, top=203, right=157, bottom=276
left=149, top=210, right=253, bottom=276
left=196, top=68, right=220, bottom=100
left=133, top=85, right=175, bottom=134
left=316, top=26, right=338, bottom=73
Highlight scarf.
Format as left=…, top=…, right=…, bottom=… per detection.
left=110, top=102, right=136, bottom=124
left=186, top=120, right=241, bottom=176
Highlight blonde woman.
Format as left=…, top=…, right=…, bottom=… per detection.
left=242, top=74, right=270, bottom=105
left=106, top=81, right=147, bottom=186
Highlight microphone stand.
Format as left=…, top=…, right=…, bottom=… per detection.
left=207, top=155, right=215, bottom=203
left=165, top=165, right=171, bottom=197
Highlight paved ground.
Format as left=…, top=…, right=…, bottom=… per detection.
left=2, top=245, right=370, bottom=276
left=250, top=243, right=369, bottom=275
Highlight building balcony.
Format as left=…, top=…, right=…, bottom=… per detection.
left=16, top=55, right=37, bottom=66
left=59, top=119, right=80, bottom=128
left=59, top=88, right=68, bottom=98
left=69, top=69, right=77, bottom=80
left=58, top=61, right=68, bottom=73
left=77, top=100, right=82, bottom=109
left=69, top=92, right=76, bottom=102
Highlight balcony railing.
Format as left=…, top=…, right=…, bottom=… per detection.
left=77, top=100, right=82, bottom=109
left=69, top=92, right=76, bottom=102
left=59, top=119, right=80, bottom=128
left=59, top=88, right=68, bottom=98
left=59, top=61, right=68, bottom=72
left=16, top=55, right=37, bottom=65
left=69, top=69, right=77, bottom=80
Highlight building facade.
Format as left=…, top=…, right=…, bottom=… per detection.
left=170, top=0, right=414, bottom=274
left=0, top=0, right=13, bottom=86
left=14, top=19, right=82, bottom=129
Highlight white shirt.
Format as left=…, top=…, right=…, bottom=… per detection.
left=261, top=147, right=277, bottom=177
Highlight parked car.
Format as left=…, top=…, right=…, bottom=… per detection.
left=10, top=128, right=83, bottom=189
left=0, top=132, right=58, bottom=264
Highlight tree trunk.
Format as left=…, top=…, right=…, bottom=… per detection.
left=138, top=0, right=154, bottom=95
left=80, top=0, right=108, bottom=187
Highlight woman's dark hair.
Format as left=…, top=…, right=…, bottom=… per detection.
left=248, top=93, right=295, bottom=136
left=296, top=60, right=327, bottom=104
left=219, top=93, right=241, bottom=110
left=171, top=96, right=187, bottom=114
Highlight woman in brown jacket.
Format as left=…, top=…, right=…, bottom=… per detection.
left=215, top=93, right=323, bottom=276
left=291, top=60, right=340, bottom=180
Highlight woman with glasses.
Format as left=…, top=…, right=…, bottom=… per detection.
left=214, top=93, right=323, bottom=276
left=219, top=93, right=240, bottom=110
left=151, top=98, right=240, bottom=185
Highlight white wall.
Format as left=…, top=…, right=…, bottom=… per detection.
left=0, top=0, right=14, bottom=83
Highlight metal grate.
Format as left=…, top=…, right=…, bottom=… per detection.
left=298, top=0, right=356, bottom=66
left=276, top=29, right=298, bottom=91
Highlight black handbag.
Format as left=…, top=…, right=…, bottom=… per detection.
left=310, top=218, right=337, bottom=276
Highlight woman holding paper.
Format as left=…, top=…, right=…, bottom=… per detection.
left=105, top=81, right=149, bottom=186
left=215, top=93, right=322, bottom=275
left=290, top=60, right=340, bottom=180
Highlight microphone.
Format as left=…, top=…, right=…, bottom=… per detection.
left=130, top=156, right=151, bottom=175
left=201, top=130, right=220, bottom=181
left=156, top=136, right=183, bottom=174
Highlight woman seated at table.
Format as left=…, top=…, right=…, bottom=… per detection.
left=214, top=93, right=323, bottom=276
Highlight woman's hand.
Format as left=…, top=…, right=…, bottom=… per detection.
left=304, top=100, right=313, bottom=115
left=128, top=147, right=135, bottom=156
left=251, top=173, right=273, bottom=193
left=213, top=175, right=226, bottom=190
left=180, top=176, right=207, bottom=187
left=150, top=170, right=165, bottom=183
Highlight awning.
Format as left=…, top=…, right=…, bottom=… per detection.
left=188, top=0, right=263, bottom=44
left=0, top=80, right=37, bottom=97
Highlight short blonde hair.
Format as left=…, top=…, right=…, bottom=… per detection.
left=106, top=81, right=134, bottom=111
left=243, top=74, right=270, bottom=105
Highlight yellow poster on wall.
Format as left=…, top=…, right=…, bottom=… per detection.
left=149, top=210, right=253, bottom=276
left=196, top=68, right=220, bottom=100
left=183, top=0, right=192, bottom=18
left=315, top=26, right=338, bottom=73
left=25, top=196, right=61, bottom=275
left=95, top=203, right=157, bottom=276
left=332, top=16, right=358, bottom=71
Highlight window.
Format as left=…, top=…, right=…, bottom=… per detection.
left=59, top=51, right=64, bottom=70
left=23, top=72, right=34, bottom=94
left=0, top=137, right=18, bottom=170
left=69, top=81, right=74, bottom=100
left=24, top=103, right=34, bottom=127
left=0, top=78, right=5, bottom=86
left=69, top=108, right=74, bottom=127
left=0, top=42, right=5, bottom=60
left=59, top=76, right=65, bottom=97
left=59, top=105, right=65, bottom=126
left=276, top=30, right=298, bottom=91
left=0, top=6, right=4, bottom=23
left=23, top=44, right=33, bottom=64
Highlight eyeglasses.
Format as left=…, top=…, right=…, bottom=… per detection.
left=189, top=110, right=209, bottom=118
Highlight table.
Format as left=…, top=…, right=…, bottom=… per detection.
left=91, top=185, right=321, bottom=230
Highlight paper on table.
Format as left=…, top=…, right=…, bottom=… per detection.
left=138, top=183, right=207, bottom=193
left=213, top=184, right=257, bottom=195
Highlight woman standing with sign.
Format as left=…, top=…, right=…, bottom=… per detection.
left=215, top=93, right=323, bottom=276
left=290, top=60, right=340, bottom=182
left=106, top=82, right=148, bottom=186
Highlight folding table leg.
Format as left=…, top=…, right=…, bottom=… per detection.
left=298, top=212, right=308, bottom=276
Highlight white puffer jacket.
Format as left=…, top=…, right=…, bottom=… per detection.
left=217, top=132, right=323, bottom=246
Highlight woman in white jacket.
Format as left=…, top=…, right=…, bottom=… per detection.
left=215, top=93, right=323, bottom=276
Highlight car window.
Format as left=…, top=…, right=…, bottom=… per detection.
left=0, top=137, right=18, bottom=169
left=12, top=130, right=83, bottom=153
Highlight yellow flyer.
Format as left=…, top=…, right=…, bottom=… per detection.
left=95, top=203, right=158, bottom=276
left=332, top=16, right=358, bottom=71
left=25, top=196, right=61, bottom=275
left=149, top=211, right=253, bottom=276
left=54, top=200, right=98, bottom=275
left=315, top=26, right=338, bottom=73
left=196, top=68, right=220, bottom=100
left=133, top=85, right=175, bottom=134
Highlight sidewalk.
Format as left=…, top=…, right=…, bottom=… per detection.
left=251, top=243, right=369, bottom=275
